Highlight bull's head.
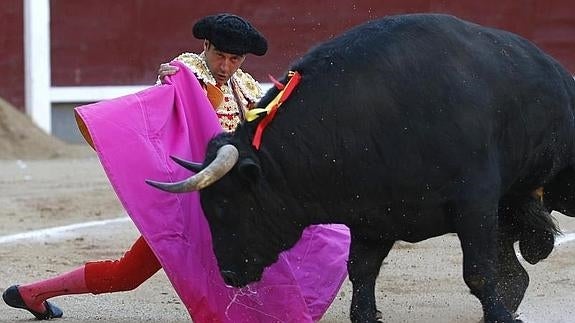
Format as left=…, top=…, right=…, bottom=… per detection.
left=147, top=143, right=296, bottom=287
left=146, top=144, right=240, bottom=193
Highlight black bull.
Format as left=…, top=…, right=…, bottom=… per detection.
left=147, top=14, right=575, bottom=323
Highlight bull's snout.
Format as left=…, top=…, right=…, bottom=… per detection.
left=221, top=270, right=242, bottom=287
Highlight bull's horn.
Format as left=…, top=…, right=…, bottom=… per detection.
left=170, top=155, right=203, bottom=173
left=146, top=144, right=239, bottom=193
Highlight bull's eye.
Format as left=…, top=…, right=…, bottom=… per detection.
left=220, top=199, right=230, bottom=213
left=212, top=198, right=234, bottom=222
left=211, top=204, right=225, bottom=221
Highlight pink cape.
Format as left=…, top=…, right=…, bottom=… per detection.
left=74, top=61, right=350, bottom=322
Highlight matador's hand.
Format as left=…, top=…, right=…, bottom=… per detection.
left=157, top=63, right=180, bottom=83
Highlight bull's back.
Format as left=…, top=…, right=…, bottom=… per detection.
left=268, top=13, right=575, bottom=199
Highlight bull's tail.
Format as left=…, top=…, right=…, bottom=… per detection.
left=500, top=194, right=560, bottom=264
left=517, top=195, right=559, bottom=264
left=519, top=195, right=560, bottom=235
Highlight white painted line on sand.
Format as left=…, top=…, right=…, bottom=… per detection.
left=0, top=217, right=130, bottom=244
left=0, top=216, right=574, bottom=248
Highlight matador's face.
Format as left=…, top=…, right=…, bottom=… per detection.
left=203, top=41, right=246, bottom=86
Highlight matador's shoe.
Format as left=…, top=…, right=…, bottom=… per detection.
left=3, top=285, right=63, bottom=320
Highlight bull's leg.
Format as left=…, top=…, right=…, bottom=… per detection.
left=453, top=201, right=521, bottom=323
left=496, top=231, right=529, bottom=315
left=347, top=234, right=393, bottom=323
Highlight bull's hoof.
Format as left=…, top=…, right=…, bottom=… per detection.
left=350, top=307, right=382, bottom=322
left=483, top=313, right=523, bottom=323
left=483, top=318, right=523, bottom=323
left=350, top=313, right=383, bottom=323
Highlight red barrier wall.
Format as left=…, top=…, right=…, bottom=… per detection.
left=1, top=1, right=574, bottom=111
left=0, top=0, right=24, bottom=109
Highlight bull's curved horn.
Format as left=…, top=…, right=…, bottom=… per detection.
left=170, top=155, right=203, bottom=173
left=146, top=144, right=239, bottom=193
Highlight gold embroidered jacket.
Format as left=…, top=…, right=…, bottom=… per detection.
left=173, top=52, right=264, bottom=131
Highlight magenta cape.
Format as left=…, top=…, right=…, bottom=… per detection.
left=74, top=61, right=350, bottom=322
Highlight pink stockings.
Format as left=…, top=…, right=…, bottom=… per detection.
left=17, top=236, right=161, bottom=312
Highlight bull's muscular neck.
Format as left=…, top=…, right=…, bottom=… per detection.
left=251, top=136, right=372, bottom=227
left=256, top=154, right=355, bottom=229
left=243, top=154, right=331, bottom=250
left=251, top=187, right=313, bottom=256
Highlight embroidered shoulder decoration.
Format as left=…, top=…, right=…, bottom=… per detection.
left=233, top=69, right=264, bottom=103
left=174, top=52, right=217, bottom=85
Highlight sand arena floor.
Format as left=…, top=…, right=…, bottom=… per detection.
left=0, top=99, right=574, bottom=322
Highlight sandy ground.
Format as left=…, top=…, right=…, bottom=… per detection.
left=0, top=151, right=574, bottom=322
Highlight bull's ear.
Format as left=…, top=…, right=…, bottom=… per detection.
left=237, top=158, right=262, bottom=184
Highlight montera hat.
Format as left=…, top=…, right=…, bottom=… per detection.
left=193, top=14, right=268, bottom=56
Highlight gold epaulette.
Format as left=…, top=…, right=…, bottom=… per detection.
left=173, top=52, right=217, bottom=85
left=232, top=69, right=264, bottom=103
